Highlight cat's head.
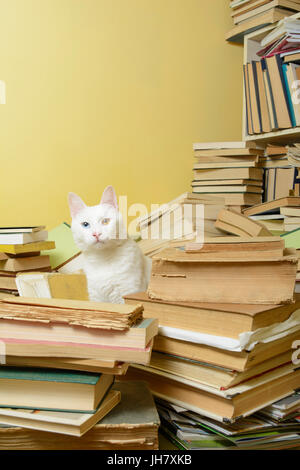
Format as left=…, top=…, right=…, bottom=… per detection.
left=68, top=186, right=126, bottom=252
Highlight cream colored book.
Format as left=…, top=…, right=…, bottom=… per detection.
left=16, top=272, right=89, bottom=301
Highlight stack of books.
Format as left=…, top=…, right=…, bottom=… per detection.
left=0, top=296, right=159, bottom=449
left=192, top=142, right=264, bottom=211
left=156, top=394, right=300, bottom=450
left=261, top=145, right=299, bottom=202
left=244, top=195, right=300, bottom=232
left=0, top=226, right=55, bottom=295
left=226, top=1, right=300, bottom=43
left=243, top=15, right=300, bottom=135
left=137, top=192, right=225, bottom=257
left=281, top=205, right=300, bottom=230
left=122, top=236, right=300, bottom=448
left=0, top=381, right=160, bottom=450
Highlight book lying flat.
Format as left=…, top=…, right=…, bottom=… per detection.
left=0, top=316, right=158, bottom=349
left=0, top=296, right=143, bottom=331
left=0, top=255, right=51, bottom=273
left=149, top=350, right=292, bottom=390
left=193, top=142, right=260, bottom=150
left=0, top=226, right=45, bottom=234
left=0, top=241, right=55, bottom=255
left=193, top=167, right=263, bottom=181
left=5, top=356, right=129, bottom=375
left=243, top=197, right=300, bottom=216
left=148, top=248, right=297, bottom=304
left=0, top=231, right=48, bottom=245
left=1, top=338, right=154, bottom=364
left=0, top=389, right=120, bottom=437
left=153, top=329, right=300, bottom=372
left=0, top=381, right=159, bottom=449
left=0, top=367, right=114, bottom=412
left=124, top=292, right=300, bottom=338
left=124, top=364, right=300, bottom=422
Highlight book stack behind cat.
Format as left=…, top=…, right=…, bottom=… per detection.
left=123, top=227, right=300, bottom=449
left=192, top=142, right=264, bottom=212
left=0, top=226, right=55, bottom=295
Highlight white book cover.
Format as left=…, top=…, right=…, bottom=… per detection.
left=0, top=231, right=48, bottom=245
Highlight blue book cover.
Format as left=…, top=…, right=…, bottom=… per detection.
left=282, top=63, right=296, bottom=128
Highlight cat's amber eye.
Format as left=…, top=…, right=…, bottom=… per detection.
left=102, top=218, right=110, bottom=225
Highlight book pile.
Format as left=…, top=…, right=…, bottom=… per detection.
left=122, top=236, right=300, bottom=449
left=244, top=195, right=300, bottom=232
left=226, top=0, right=300, bottom=43
left=156, top=393, right=300, bottom=450
left=281, top=204, right=300, bottom=230
left=261, top=145, right=299, bottom=203
left=243, top=15, right=300, bottom=135
left=0, top=296, right=159, bottom=449
left=192, top=142, right=264, bottom=210
left=0, top=226, right=55, bottom=295
left=137, top=192, right=225, bottom=257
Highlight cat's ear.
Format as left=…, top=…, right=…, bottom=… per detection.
left=68, top=192, right=86, bottom=218
left=100, top=186, right=118, bottom=209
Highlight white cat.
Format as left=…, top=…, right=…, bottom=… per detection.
left=68, top=186, right=151, bottom=303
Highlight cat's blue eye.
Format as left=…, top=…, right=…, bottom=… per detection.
left=81, top=222, right=90, bottom=228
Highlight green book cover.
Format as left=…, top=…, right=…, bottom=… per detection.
left=44, top=222, right=80, bottom=269
left=0, top=367, right=101, bottom=385
left=281, top=228, right=300, bottom=249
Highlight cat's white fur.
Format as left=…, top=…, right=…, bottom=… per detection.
left=68, top=186, right=151, bottom=303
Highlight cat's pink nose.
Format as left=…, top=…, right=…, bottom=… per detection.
left=92, top=232, right=101, bottom=240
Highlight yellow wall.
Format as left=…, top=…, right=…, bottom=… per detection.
left=0, top=0, right=243, bottom=229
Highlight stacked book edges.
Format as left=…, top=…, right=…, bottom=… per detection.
left=0, top=381, right=160, bottom=449
left=121, top=233, right=300, bottom=448
left=0, top=226, right=55, bottom=295
left=226, top=2, right=300, bottom=43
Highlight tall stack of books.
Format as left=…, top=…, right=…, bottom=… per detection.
left=137, top=192, right=225, bottom=257
left=123, top=235, right=300, bottom=449
left=226, top=1, right=300, bottom=43
left=0, top=226, right=55, bottom=295
left=243, top=15, right=300, bottom=135
left=192, top=142, right=264, bottom=211
left=0, top=296, right=159, bottom=449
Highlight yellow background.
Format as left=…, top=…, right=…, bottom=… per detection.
left=0, top=0, right=243, bottom=229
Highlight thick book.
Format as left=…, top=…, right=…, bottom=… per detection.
left=193, top=167, right=263, bottom=181
left=0, top=381, right=160, bottom=449
left=1, top=338, right=154, bottom=364
left=0, top=316, right=158, bottom=349
left=0, top=390, right=120, bottom=437
left=243, top=196, right=300, bottom=215
left=149, top=350, right=292, bottom=390
left=0, top=226, right=45, bottom=234
left=0, top=255, right=51, bottom=273
left=0, top=231, right=48, bottom=245
left=147, top=248, right=297, bottom=304
left=0, top=296, right=143, bottom=331
left=124, top=364, right=300, bottom=422
left=124, top=291, right=300, bottom=338
left=0, top=241, right=55, bottom=255
left=5, top=356, right=129, bottom=374
left=215, top=208, right=272, bottom=237
left=265, top=54, right=293, bottom=129
left=192, top=142, right=260, bottom=150
left=0, top=367, right=114, bottom=412
left=153, top=329, right=300, bottom=372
